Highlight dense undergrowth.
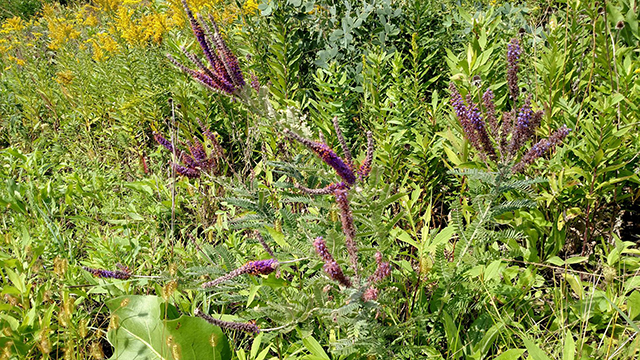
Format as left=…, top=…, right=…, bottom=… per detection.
left=1, top=0, right=639, bottom=359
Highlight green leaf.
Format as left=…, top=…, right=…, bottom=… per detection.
left=301, top=333, right=329, bottom=360
left=494, top=349, right=526, bottom=360
left=107, top=295, right=231, bottom=360
left=443, top=311, right=462, bottom=359
left=521, top=335, right=552, bottom=360
left=563, top=330, right=575, bottom=360
left=628, top=291, right=640, bottom=320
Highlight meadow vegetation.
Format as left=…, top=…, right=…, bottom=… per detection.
left=0, top=0, right=639, bottom=359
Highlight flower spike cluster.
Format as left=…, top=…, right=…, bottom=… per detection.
left=154, top=120, right=224, bottom=178
left=285, top=121, right=391, bottom=299
left=284, top=119, right=375, bottom=280
left=167, top=0, right=245, bottom=97
left=449, top=38, right=571, bottom=172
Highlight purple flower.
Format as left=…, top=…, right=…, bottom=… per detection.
left=507, top=38, right=521, bottom=101
left=250, top=72, right=260, bottom=92
left=358, top=131, right=374, bottom=180
left=244, top=259, right=278, bottom=276
left=334, top=189, right=358, bottom=275
left=195, top=309, right=259, bottom=334
left=362, top=286, right=379, bottom=301
left=284, top=129, right=356, bottom=185
left=169, top=1, right=245, bottom=97
left=483, top=89, right=498, bottom=137
left=323, top=260, right=352, bottom=287
left=173, top=163, right=200, bottom=178
left=83, top=266, right=131, bottom=280
left=313, top=237, right=352, bottom=287
left=512, top=125, right=571, bottom=173
left=466, top=94, right=496, bottom=159
left=509, top=96, right=543, bottom=155
left=154, top=132, right=174, bottom=152
left=449, top=83, right=495, bottom=159
left=202, top=258, right=279, bottom=288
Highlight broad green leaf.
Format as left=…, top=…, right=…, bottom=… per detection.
left=521, top=335, right=552, bottom=360
left=301, top=333, right=329, bottom=360
left=107, top=295, right=230, bottom=360
left=627, top=291, right=640, bottom=320
left=494, top=349, right=526, bottom=360
left=563, top=330, right=575, bottom=360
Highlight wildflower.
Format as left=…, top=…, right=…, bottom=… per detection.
left=512, top=125, right=571, bottom=173
left=335, top=189, right=358, bottom=275
left=284, top=129, right=356, bottom=185
left=362, top=252, right=391, bottom=301
left=250, top=72, right=260, bottom=92
left=483, top=89, right=498, bottom=137
left=358, top=131, right=374, bottom=180
left=313, top=237, right=352, bottom=287
left=243, top=0, right=259, bottom=15
left=201, top=259, right=278, bottom=288
left=83, top=266, right=131, bottom=280
left=449, top=83, right=496, bottom=159
left=508, top=96, right=543, bottom=155
left=168, top=0, right=245, bottom=97
left=1, top=17, right=25, bottom=33
left=195, top=309, right=260, bottom=333
left=154, top=122, right=223, bottom=178
left=507, top=38, right=521, bottom=101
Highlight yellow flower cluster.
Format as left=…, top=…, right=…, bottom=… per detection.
left=41, top=4, right=81, bottom=50
left=0, top=0, right=255, bottom=67
left=88, top=33, right=120, bottom=62
left=0, top=17, right=25, bottom=33
left=243, top=0, right=259, bottom=15
left=114, top=6, right=169, bottom=46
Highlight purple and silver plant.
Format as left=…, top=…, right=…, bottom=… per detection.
left=195, top=309, right=260, bottom=334
left=313, top=237, right=352, bottom=288
left=168, top=0, right=246, bottom=97
left=201, top=258, right=278, bottom=288
left=153, top=121, right=224, bottom=179
left=83, top=265, right=131, bottom=280
left=507, top=38, right=521, bottom=101
left=449, top=38, right=571, bottom=172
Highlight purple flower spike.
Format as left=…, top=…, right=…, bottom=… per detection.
left=512, top=125, right=571, bottom=173
left=334, top=189, right=358, bottom=275
left=313, top=237, right=332, bottom=261
left=313, top=237, right=352, bottom=287
left=202, top=258, right=278, bottom=288
left=244, top=259, right=279, bottom=276
left=196, top=309, right=260, bottom=334
left=83, top=266, right=131, bottom=280
left=362, top=287, right=379, bottom=301
left=507, top=38, right=521, bottom=101
left=483, top=89, right=498, bottom=137
left=284, top=129, right=356, bottom=185
left=169, top=1, right=245, bottom=97
left=250, top=72, right=260, bottom=92
left=173, top=163, right=200, bottom=178
left=358, top=131, right=374, bottom=180
left=466, top=94, right=496, bottom=159
left=154, top=132, right=174, bottom=152
left=189, top=139, right=206, bottom=162
left=323, top=260, right=352, bottom=287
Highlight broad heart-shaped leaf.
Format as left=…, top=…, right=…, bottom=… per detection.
left=106, top=295, right=231, bottom=360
